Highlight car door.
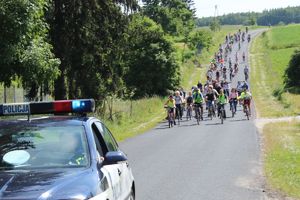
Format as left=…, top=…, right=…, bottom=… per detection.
left=99, top=123, right=133, bottom=200
left=91, top=122, right=121, bottom=200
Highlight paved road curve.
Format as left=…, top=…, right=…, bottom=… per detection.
left=120, top=29, right=266, bottom=200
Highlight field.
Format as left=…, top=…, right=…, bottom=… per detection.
left=264, top=121, right=300, bottom=199
left=250, top=24, right=300, bottom=117
left=250, top=24, right=300, bottom=199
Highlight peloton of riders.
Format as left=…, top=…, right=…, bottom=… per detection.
left=164, top=27, right=253, bottom=124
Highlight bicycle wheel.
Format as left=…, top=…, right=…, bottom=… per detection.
left=177, top=109, right=180, bottom=125
left=221, top=109, right=224, bottom=124
left=246, top=109, right=249, bottom=120
left=197, top=109, right=200, bottom=125
left=168, top=114, right=172, bottom=128
left=186, top=109, right=190, bottom=121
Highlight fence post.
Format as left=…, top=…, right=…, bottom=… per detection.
left=3, top=86, right=7, bottom=103
left=13, top=86, right=16, bottom=103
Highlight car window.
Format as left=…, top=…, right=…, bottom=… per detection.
left=91, top=123, right=105, bottom=156
left=95, top=122, right=118, bottom=152
left=0, top=125, right=89, bottom=170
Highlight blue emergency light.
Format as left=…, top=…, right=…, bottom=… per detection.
left=0, top=99, right=95, bottom=116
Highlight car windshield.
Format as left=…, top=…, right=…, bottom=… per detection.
left=0, top=124, right=89, bottom=170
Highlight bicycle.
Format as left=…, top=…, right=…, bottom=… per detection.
left=223, top=72, right=227, bottom=81
left=165, top=107, right=175, bottom=128
left=245, top=73, right=249, bottom=82
left=207, top=100, right=215, bottom=120
left=243, top=100, right=251, bottom=120
left=229, top=99, right=237, bottom=117
left=194, top=104, right=203, bottom=125
left=218, top=103, right=226, bottom=124
left=175, top=106, right=181, bottom=125
left=186, top=104, right=192, bottom=121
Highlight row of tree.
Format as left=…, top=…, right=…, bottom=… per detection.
left=196, top=6, right=300, bottom=27
left=0, top=0, right=213, bottom=102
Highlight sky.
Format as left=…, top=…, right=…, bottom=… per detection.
left=195, top=0, right=300, bottom=18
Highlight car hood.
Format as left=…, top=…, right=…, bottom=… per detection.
left=0, top=168, right=96, bottom=200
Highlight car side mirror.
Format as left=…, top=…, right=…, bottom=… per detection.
left=103, top=151, right=127, bottom=165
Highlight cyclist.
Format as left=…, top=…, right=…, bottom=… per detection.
left=244, top=65, right=249, bottom=81
left=222, top=66, right=227, bottom=80
left=193, top=88, right=204, bottom=119
left=247, top=34, right=251, bottom=42
left=242, top=52, right=246, bottom=62
left=165, top=95, right=176, bottom=124
left=223, top=81, right=230, bottom=97
left=217, top=89, right=228, bottom=119
left=229, top=88, right=238, bottom=114
left=229, top=65, right=234, bottom=81
left=186, top=91, right=193, bottom=119
left=239, top=88, right=252, bottom=116
left=234, top=63, right=239, bottom=74
left=216, top=70, right=220, bottom=82
left=205, top=85, right=217, bottom=117
left=175, top=91, right=184, bottom=120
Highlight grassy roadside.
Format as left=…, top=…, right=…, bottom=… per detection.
left=250, top=24, right=300, bottom=118
left=264, top=121, right=300, bottom=199
left=250, top=24, right=300, bottom=199
left=105, top=26, right=241, bottom=142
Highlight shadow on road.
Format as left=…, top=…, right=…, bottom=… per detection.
left=229, top=119, right=249, bottom=122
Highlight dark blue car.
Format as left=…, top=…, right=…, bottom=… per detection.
left=0, top=100, right=135, bottom=200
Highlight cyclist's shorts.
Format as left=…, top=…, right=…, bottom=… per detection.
left=207, top=100, right=214, bottom=108
left=167, top=107, right=175, bottom=113
left=194, top=103, right=203, bottom=108
left=244, top=99, right=251, bottom=106
left=187, top=103, right=193, bottom=107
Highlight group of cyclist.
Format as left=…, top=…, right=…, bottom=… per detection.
left=165, top=27, right=253, bottom=124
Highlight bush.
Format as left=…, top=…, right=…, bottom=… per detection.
left=284, top=50, right=300, bottom=93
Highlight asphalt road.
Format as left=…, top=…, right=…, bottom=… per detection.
left=120, top=29, right=266, bottom=200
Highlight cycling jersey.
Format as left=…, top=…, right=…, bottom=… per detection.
left=175, top=96, right=183, bottom=105
left=218, top=94, right=227, bottom=104
left=239, top=92, right=252, bottom=100
left=206, top=93, right=215, bottom=101
left=186, top=96, right=193, bottom=104
left=166, top=99, right=175, bottom=108
left=193, top=91, right=204, bottom=104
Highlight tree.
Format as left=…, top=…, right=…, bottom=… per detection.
left=188, top=29, right=212, bottom=54
left=142, top=0, right=195, bottom=36
left=124, top=14, right=180, bottom=98
left=0, top=0, right=60, bottom=99
left=284, top=50, right=300, bottom=93
left=210, top=19, right=221, bottom=32
left=48, top=0, right=138, bottom=100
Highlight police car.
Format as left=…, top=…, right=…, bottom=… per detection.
left=0, top=99, right=135, bottom=200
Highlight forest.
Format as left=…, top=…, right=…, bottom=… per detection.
left=196, top=6, right=300, bottom=27
left=1, top=0, right=212, bottom=103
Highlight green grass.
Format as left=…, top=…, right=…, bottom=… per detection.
left=268, top=24, right=300, bottom=49
left=250, top=24, right=300, bottom=117
left=264, top=121, right=300, bottom=199
left=98, top=97, right=165, bottom=141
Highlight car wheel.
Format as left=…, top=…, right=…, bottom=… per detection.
left=128, top=189, right=135, bottom=200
